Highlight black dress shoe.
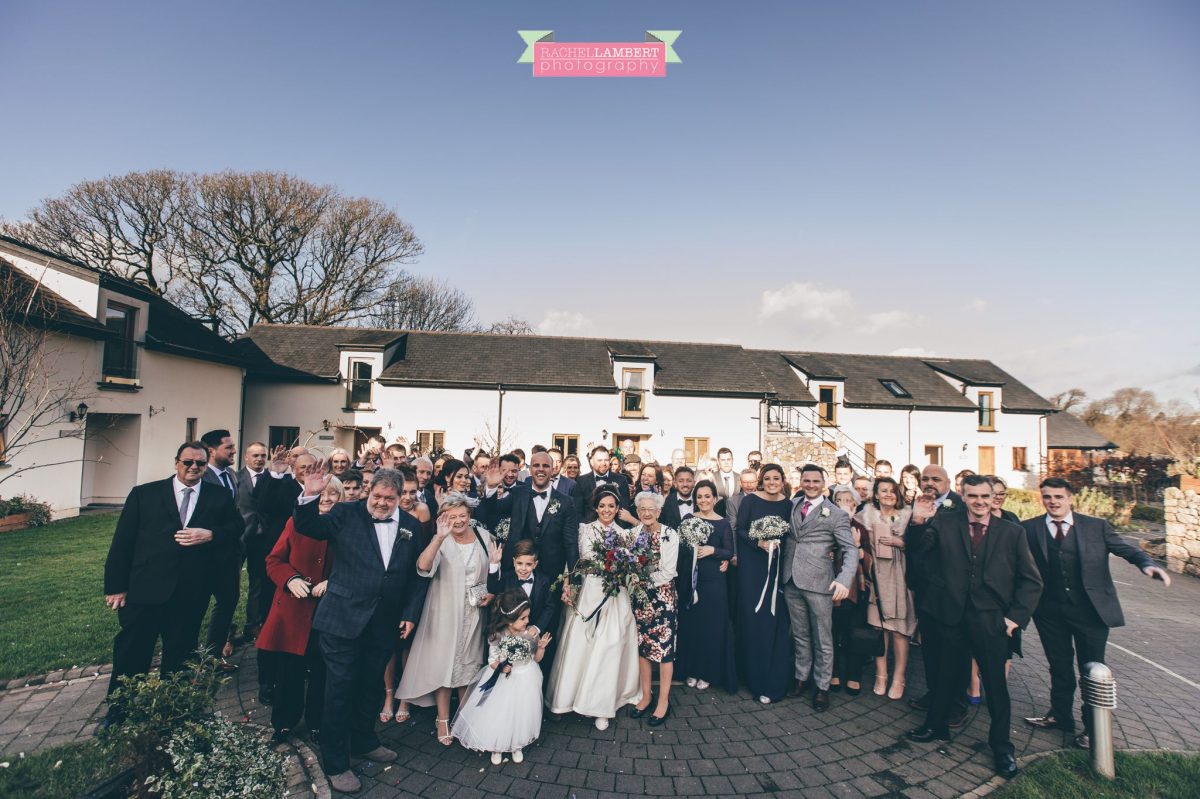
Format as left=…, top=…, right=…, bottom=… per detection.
left=829, top=682, right=843, bottom=693
left=647, top=705, right=671, bottom=727
left=787, top=680, right=811, bottom=698
left=948, top=706, right=969, bottom=728
left=1073, top=733, right=1090, bottom=749
left=813, top=690, right=830, bottom=712
left=907, top=726, right=951, bottom=743
left=909, top=693, right=930, bottom=711
left=271, top=728, right=290, bottom=744
left=994, top=753, right=1019, bottom=778
left=629, top=697, right=655, bottom=719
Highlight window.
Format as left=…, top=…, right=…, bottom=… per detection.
left=101, top=302, right=138, bottom=380
left=817, top=385, right=837, bottom=426
left=1012, top=447, right=1028, bottom=472
left=416, top=430, right=445, bottom=455
left=552, top=434, right=579, bottom=457
left=864, top=442, right=877, bottom=468
left=268, top=426, right=299, bottom=451
left=683, top=437, right=710, bottom=467
left=978, top=391, right=996, bottom=431
left=879, top=379, right=911, bottom=398
left=620, top=368, right=646, bottom=417
left=347, top=361, right=373, bottom=408
left=185, top=418, right=197, bottom=442
left=979, top=446, right=996, bottom=475
left=923, top=445, right=943, bottom=466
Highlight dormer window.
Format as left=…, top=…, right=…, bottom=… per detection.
left=817, top=385, right=837, bottom=426
left=347, top=360, right=373, bottom=408
left=101, top=302, right=138, bottom=380
left=978, top=391, right=996, bottom=431
left=880, top=379, right=911, bottom=398
left=620, top=368, right=646, bottom=418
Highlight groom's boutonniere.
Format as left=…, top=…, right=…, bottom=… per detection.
left=547, top=498, right=561, bottom=515
left=942, top=499, right=953, bottom=509
left=396, top=527, right=413, bottom=541
left=820, top=507, right=830, bottom=518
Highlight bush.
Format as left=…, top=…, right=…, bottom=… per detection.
left=0, top=495, right=52, bottom=526
left=1074, top=486, right=1130, bottom=525
left=1004, top=488, right=1043, bottom=521
left=101, top=654, right=283, bottom=798
left=1131, top=504, right=1165, bottom=523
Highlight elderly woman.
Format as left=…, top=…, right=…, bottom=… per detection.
left=396, top=492, right=493, bottom=745
left=628, top=491, right=679, bottom=726
left=257, top=476, right=340, bottom=742
left=546, top=487, right=642, bottom=730
left=854, top=477, right=916, bottom=700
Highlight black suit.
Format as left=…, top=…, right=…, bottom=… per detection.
left=1023, top=513, right=1152, bottom=734
left=571, top=471, right=633, bottom=523
left=293, top=497, right=429, bottom=775
left=201, top=466, right=244, bottom=655
left=482, top=483, right=579, bottom=579
left=487, top=571, right=554, bottom=637
left=103, top=478, right=241, bottom=709
left=908, top=512, right=1043, bottom=755
left=658, top=489, right=696, bottom=531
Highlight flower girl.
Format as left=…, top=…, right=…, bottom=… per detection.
left=452, top=589, right=552, bottom=764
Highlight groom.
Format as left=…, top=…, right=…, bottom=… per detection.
left=782, top=464, right=859, bottom=711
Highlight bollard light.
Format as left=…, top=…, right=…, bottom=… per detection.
left=1081, top=661, right=1116, bottom=780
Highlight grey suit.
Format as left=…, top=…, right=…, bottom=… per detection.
left=781, top=495, right=858, bottom=690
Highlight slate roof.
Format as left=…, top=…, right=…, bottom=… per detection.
left=781, top=352, right=978, bottom=411
left=924, top=359, right=1056, bottom=413
left=1047, top=412, right=1117, bottom=450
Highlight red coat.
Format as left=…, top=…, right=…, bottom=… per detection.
left=256, top=519, right=331, bottom=656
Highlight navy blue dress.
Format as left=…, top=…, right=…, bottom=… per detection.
left=735, top=494, right=794, bottom=702
left=676, top=516, right=737, bottom=692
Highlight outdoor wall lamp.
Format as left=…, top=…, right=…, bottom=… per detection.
left=68, top=402, right=89, bottom=422
left=149, top=405, right=166, bottom=417
left=322, top=419, right=331, bottom=431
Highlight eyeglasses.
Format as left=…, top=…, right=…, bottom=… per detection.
left=178, top=459, right=205, bottom=467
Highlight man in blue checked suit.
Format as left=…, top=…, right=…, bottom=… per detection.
left=293, top=465, right=429, bottom=794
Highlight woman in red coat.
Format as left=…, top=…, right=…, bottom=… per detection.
left=257, top=476, right=341, bottom=741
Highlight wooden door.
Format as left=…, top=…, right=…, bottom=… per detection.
left=978, top=446, right=996, bottom=475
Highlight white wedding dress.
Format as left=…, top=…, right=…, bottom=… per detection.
left=544, top=522, right=642, bottom=719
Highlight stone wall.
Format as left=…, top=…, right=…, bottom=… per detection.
left=763, top=433, right=840, bottom=473
left=1163, top=487, right=1200, bottom=576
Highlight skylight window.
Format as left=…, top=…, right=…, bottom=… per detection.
left=880, top=379, right=911, bottom=398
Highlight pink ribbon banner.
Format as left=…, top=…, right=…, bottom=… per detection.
left=518, top=31, right=681, bottom=78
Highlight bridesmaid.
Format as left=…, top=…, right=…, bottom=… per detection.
left=676, top=479, right=737, bottom=693
left=734, top=463, right=794, bottom=704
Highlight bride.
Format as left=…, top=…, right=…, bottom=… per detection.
left=545, top=487, right=642, bottom=729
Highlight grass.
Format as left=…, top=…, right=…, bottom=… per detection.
left=994, top=750, right=1200, bottom=799
left=0, top=512, right=247, bottom=681
left=0, top=739, right=128, bottom=798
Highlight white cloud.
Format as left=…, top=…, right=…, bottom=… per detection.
left=889, top=346, right=937, bottom=357
left=865, top=310, right=914, bottom=331
left=761, top=282, right=853, bottom=322
left=969, top=298, right=988, bottom=312
left=537, top=310, right=594, bottom=336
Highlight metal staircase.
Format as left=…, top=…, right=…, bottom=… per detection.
left=765, top=401, right=874, bottom=476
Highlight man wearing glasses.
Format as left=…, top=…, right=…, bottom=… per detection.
left=101, top=441, right=241, bottom=728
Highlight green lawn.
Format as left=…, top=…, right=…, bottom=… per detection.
left=0, top=513, right=247, bottom=680
left=0, top=739, right=126, bottom=798
left=995, top=750, right=1200, bottom=799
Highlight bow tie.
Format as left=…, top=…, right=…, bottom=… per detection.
left=532, top=491, right=547, bottom=500
left=519, top=577, right=534, bottom=585
left=678, top=498, right=692, bottom=505
left=372, top=517, right=394, bottom=524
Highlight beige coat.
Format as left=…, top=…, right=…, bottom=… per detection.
left=397, top=530, right=492, bottom=706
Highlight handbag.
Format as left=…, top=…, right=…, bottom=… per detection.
left=847, top=559, right=886, bottom=658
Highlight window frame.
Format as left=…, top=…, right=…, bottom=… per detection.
left=552, top=434, right=580, bottom=458
left=683, top=436, right=710, bottom=467
left=101, top=301, right=139, bottom=381
left=977, top=391, right=996, bottom=431
left=268, top=426, right=300, bottom=452
left=923, top=444, right=943, bottom=466
left=185, top=417, right=197, bottom=442
left=347, top=360, right=374, bottom=409
left=879, top=379, right=911, bottom=398
left=1012, top=446, right=1028, bottom=472
left=817, top=385, right=838, bottom=427
left=416, top=429, right=446, bottom=455
left=620, top=368, right=647, bottom=418
left=863, top=442, right=877, bottom=468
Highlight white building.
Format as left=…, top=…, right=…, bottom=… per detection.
left=1, top=236, right=245, bottom=518
left=238, top=324, right=1055, bottom=486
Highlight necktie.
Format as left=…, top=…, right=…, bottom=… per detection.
left=179, top=487, right=193, bottom=527
left=250, top=470, right=259, bottom=489
left=970, top=521, right=986, bottom=549
left=800, top=500, right=811, bottom=520
left=220, top=470, right=236, bottom=498
left=532, top=491, right=547, bottom=500
left=1053, top=520, right=1066, bottom=543
left=725, top=475, right=733, bottom=494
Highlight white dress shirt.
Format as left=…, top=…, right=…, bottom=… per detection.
left=173, top=477, right=201, bottom=526
left=674, top=493, right=695, bottom=516
left=529, top=485, right=551, bottom=522
left=373, top=511, right=400, bottom=564
left=1046, top=512, right=1075, bottom=539
left=795, top=494, right=825, bottom=514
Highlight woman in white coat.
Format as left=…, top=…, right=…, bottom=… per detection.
left=545, top=487, right=641, bottom=730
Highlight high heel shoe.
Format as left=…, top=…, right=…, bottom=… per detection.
left=648, top=704, right=671, bottom=727
left=379, top=690, right=395, bottom=723
left=874, top=674, right=888, bottom=696
left=436, top=718, right=452, bottom=746
left=888, top=679, right=906, bottom=701
left=629, top=695, right=656, bottom=719
left=395, top=700, right=411, bottom=723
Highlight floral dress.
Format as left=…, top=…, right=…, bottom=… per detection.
left=633, top=525, right=679, bottom=663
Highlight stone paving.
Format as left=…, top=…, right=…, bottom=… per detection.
left=1, top=548, right=1197, bottom=798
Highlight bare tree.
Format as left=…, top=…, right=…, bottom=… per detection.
left=0, top=265, right=94, bottom=487
left=1, top=171, right=186, bottom=293
left=371, top=272, right=478, bottom=331
left=486, top=316, right=534, bottom=335
left=1050, top=388, right=1087, bottom=412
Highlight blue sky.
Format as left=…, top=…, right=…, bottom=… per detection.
left=2, top=1, right=1197, bottom=403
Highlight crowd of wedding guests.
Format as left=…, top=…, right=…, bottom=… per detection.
left=101, top=430, right=1171, bottom=791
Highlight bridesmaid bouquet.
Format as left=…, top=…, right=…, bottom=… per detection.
left=749, top=515, right=791, bottom=615
left=678, top=517, right=714, bottom=549
left=492, top=518, right=511, bottom=543
left=497, top=634, right=534, bottom=667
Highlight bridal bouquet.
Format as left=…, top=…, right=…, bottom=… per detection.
left=749, top=515, right=791, bottom=616
left=492, top=518, right=511, bottom=544
left=560, top=525, right=655, bottom=612
left=678, top=517, right=713, bottom=549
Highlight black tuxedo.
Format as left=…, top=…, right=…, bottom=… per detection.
left=1023, top=513, right=1152, bottom=733
left=482, top=483, right=579, bottom=578
left=200, top=466, right=246, bottom=654
left=571, top=471, right=633, bottom=523
left=487, top=570, right=554, bottom=636
left=293, top=497, right=429, bottom=775
left=103, top=478, right=240, bottom=708
left=908, top=512, right=1042, bottom=755
left=658, top=489, right=696, bottom=531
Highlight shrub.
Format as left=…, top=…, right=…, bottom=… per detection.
left=1074, top=487, right=1129, bottom=525
left=151, top=715, right=283, bottom=798
left=0, top=495, right=52, bottom=526
left=1131, top=504, right=1165, bottom=523
left=1003, top=488, right=1043, bottom=521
